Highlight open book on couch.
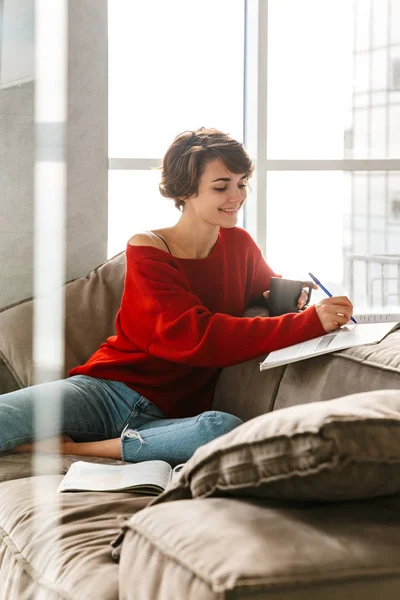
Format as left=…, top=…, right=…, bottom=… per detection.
left=260, top=312, right=400, bottom=371
left=57, top=460, right=185, bottom=495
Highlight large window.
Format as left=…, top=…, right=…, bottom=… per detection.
left=109, top=0, right=400, bottom=310
left=108, top=0, right=245, bottom=256
left=266, top=0, right=353, bottom=160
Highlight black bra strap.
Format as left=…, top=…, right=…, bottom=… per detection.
left=152, top=232, right=172, bottom=255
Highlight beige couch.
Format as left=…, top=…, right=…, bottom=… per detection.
left=0, top=252, right=399, bottom=599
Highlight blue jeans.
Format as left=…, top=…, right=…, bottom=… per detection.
left=0, top=375, right=242, bottom=466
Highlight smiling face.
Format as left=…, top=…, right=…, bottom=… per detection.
left=183, top=158, right=248, bottom=227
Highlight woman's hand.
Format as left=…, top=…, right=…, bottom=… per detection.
left=315, top=296, right=354, bottom=332
left=297, top=283, right=318, bottom=310
left=262, top=282, right=318, bottom=310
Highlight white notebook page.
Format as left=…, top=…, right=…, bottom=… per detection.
left=58, top=460, right=172, bottom=491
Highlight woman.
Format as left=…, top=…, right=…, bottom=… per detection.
left=1, top=128, right=353, bottom=465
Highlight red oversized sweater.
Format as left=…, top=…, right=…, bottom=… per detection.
left=69, top=227, right=326, bottom=418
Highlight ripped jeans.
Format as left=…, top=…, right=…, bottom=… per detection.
left=0, top=375, right=242, bottom=466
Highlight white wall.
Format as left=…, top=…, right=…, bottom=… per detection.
left=0, top=0, right=108, bottom=308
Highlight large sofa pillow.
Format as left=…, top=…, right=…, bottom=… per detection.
left=212, top=305, right=287, bottom=421
left=152, top=389, right=400, bottom=504
left=119, top=495, right=400, bottom=600
left=0, top=252, right=126, bottom=390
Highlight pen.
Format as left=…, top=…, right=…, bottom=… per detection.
left=308, top=272, right=357, bottom=324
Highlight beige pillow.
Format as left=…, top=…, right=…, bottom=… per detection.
left=152, top=389, right=400, bottom=504
left=0, top=252, right=126, bottom=389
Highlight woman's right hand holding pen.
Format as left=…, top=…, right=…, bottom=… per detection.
left=314, top=296, right=354, bottom=332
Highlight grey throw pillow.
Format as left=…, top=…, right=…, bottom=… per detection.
left=152, top=389, right=400, bottom=504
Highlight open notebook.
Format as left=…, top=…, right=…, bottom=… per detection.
left=260, top=312, right=400, bottom=371
left=57, top=460, right=185, bottom=495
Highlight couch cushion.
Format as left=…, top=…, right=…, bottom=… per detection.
left=0, top=452, right=130, bottom=484
left=0, top=358, right=19, bottom=395
left=0, top=252, right=126, bottom=390
left=119, top=495, right=400, bottom=600
left=273, top=329, right=400, bottom=412
left=150, top=389, right=400, bottom=504
left=213, top=306, right=285, bottom=421
left=0, top=474, right=150, bottom=600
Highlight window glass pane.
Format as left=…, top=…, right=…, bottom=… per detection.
left=370, top=106, right=387, bottom=157
left=389, top=104, right=400, bottom=156
left=371, top=49, right=388, bottom=89
left=355, top=0, right=371, bottom=51
left=369, top=173, right=386, bottom=216
left=388, top=173, right=400, bottom=223
left=267, top=0, right=398, bottom=158
left=0, top=0, right=35, bottom=87
left=353, top=173, right=368, bottom=214
left=267, top=0, right=353, bottom=158
left=391, top=0, right=400, bottom=44
left=353, top=92, right=369, bottom=109
left=372, top=0, right=388, bottom=48
left=266, top=171, right=400, bottom=310
left=108, top=0, right=245, bottom=158
left=266, top=172, right=346, bottom=284
left=391, top=56, right=400, bottom=91
left=108, top=170, right=179, bottom=257
left=354, top=53, right=370, bottom=93
left=353, top=108, right=369, bottom=156
left=389, top=48, right=400, bottom=95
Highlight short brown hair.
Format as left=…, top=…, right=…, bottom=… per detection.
left=159, top=127, right=254, bottom=210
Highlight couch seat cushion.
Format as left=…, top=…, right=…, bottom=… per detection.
left=0, top=452, right=130, bottom=484
left=0, top=474, right=150, bottom=600
left=119, top=495, right=400, bottom=600
left=151, top=389, right=400, bottom=505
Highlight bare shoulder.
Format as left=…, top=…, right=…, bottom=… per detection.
left=128, top=232, right=153, bottom=247
left=128, top=231, right=158, bottom=248
left=128, top=231, right=165, bottom=251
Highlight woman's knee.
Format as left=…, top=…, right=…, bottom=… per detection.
left=197, top=410, right=243, bottom=439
